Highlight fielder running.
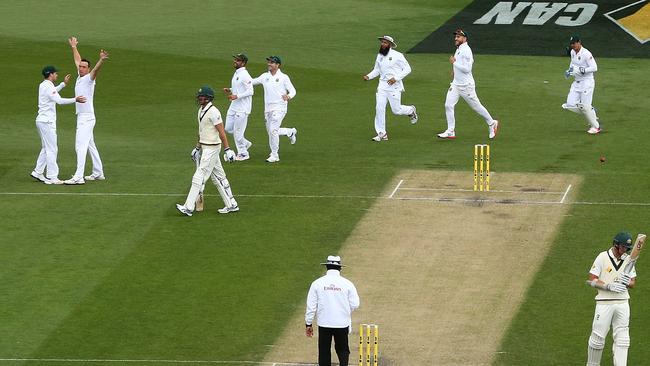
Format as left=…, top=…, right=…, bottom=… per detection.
left=223, top=53, right=254, bottom=161
left=585, top=232, right=638, bottom=366
left=437, top=28, right=499, bottom=140
left=252, top=56, right=297, bottom=163
left=562, top=35, right=601, bottom=135
left=64, top=37, right=108, bottom=184
left=363, top=35, right=418, bottom=142
left=176, top=86, right=238, bottom=216
left=31, top=66, right=86, bottom=185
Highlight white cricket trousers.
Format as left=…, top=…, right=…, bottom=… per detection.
left=225, top=112, right=252, bottom=156
left=564, top=79, right=599, bottom=129
left=265, top=110, right=293, bottom=158
left=587, top=302, right=630, bottom=366
left=374, top=88, right=415, bottom=135
left=183, top=145, right=236, bottom=211
left=73, top=113, right=104, bottom=179
left=444, top=84, right=495, bottom=131
left=34, top=121, right=59, bottom=179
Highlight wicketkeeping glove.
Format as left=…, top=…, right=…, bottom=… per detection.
left=564, top=66, right=574, bottom=79
left=607, top=282, right=627, bottom=293
left=618, top=274, right=632, bottom=286
left=190, top=147, right=201, bottom=162
left=223, top=148, right=236, bottom=163
left=579, top=66, right=586, bottom=75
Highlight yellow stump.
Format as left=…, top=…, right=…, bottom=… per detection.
left=373, top=325, right=379, bottom=366
left=473, top=145, right=478, bottom=191
left=485, top=144, right=490, bottom=191
left=359, top=324, right=363, bottom=366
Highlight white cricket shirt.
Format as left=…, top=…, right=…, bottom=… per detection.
left=227, top=67, right=254, bottom=114
left=366, top=48, right=411, bottom=92
left=252, top=69, right=296, bottom=113
left=197, top=102, right=223, bottom=145
left=36, top=80, right=76, bottom=123
left=452, top=42, right=475, bottom=87
left=75, top=73, right=95, bottom=115
left=305, top=270, right=360, bottom=328
left=569, top=47, right=597, bottom=82
left=589, top=249, right=637, bottom=301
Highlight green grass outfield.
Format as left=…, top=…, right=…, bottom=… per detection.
left=1, top=1, right=649, bottom=365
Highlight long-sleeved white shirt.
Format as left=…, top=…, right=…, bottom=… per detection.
left=366, top=48, right=411, bottom=92
left=227, top=67, right=254, bottom=114
left=252, top=69, right=296, bottom=113
left=452, top=42, right=475, bottom=87
left=36, top=80, right=75, bottom=123
left=75, top=73, right=95, bottom=115
left=569, top=46, right=597, bottom=82
left=305, top=270, right=360, bottom=328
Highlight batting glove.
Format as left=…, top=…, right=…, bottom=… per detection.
left=223, top=148, right=236, bottom=163
left=190, top=147, right=201, bottom=162
left=607, top=282, right=627, bottom=293
left=619, top=274, right=632, bottom=286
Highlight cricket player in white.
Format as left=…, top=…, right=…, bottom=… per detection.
left=252, top=56, right=297, bottom=163
left=437, top=28, right=499, bottom=140
left=585, top=232, right=637, bottom=366
left=364, top=35, right=417, bottom=142
left=305, top=255, right=360, bottom=366
left=223, top=53, right=254, bottom=161
left=562, top=35, right=600, bottom=134
left=63, top=37, right=108, bottom=185
left=176, top=86, right=238, bottom=216
left=31, top=66, right=86, bottom=185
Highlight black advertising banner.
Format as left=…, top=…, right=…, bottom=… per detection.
left=410, top=0, right=649, bottom=58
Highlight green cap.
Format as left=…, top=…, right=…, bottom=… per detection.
left=569, top=35, right=581, bottom=44
left=233, top=53, right=248, bottom=62
left=266, top=55, right=282, bottom=64
left=453, top=28, right=468, bottom=38
left=613, top=231, right=633, bottom=248
left=196, top=86, right=214, bottom=98
left=42, top=65, right=58, bottom=78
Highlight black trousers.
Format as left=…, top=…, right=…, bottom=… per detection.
left=318, top=326, right=350, bottom=366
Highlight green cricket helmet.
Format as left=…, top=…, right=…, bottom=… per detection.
left=196, top=86, right=215, bottom=99
left=613, top=231, right=633, bottom=250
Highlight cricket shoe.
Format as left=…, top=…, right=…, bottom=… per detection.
left=30, top=171, right=47, bottom=183
left=217, top=205, right=239, bottom=214
left=235, top=154, right=250, bottom=161
left=266, top=155, right=280, bottom=163
left=587, top=127, right=601, bottom=135
left=409, top=106, right=418, bottom=124
left=64, top=176, right=85, bottom=185
left=44, top=178, right=64, bottom=185
left=371, top=132, right=388, bottom=142
left=175, top=204, right=193, bottom=216
left=84, top=173, right=105, bottom=181
left=489, top=120, right=499, bottom=139
left=437, top=130, right=456, bottom=139
left=288, top=128, right=298, bottom=144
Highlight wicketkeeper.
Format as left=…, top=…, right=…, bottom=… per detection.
left=176, top=86, right=238, bottom=216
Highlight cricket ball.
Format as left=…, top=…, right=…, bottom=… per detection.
left=600, top=155, right=606, bottom=163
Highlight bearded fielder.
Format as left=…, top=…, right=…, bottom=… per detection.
left=176, top=86, right=238, bottom=216
left=364, top=35, right=417, bottom=142
left=223, top=53, right=254, bottom=161
left=563, top=35, right=600, bottom=134
left=585, top=232, right=638, bottom=366
left=437, top=29, right=499, bottom=140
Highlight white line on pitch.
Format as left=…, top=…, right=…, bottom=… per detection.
left=560, top=184, right=572, bottom=204
left=388, top=179, right=404, bottom=199
left=399, top=187, right=565, bottom=194
left=0, top=359, right=316, bottom=366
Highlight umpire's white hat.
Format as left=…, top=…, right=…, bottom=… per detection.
left=321, top=255, right=345, bottom=267
left=377, top=35, right=397, bottom=48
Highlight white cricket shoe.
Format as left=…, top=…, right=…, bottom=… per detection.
left=437, top=130, right=456, bottom=139
left=371, top=132, right=388, bottom=142
left=44, top=178, right=64, bottom=185
left=489, top=120, right=499, bottom=139
left=409, top=106, right=418, bottom=124
left=217, top=205, right=239, bottom=214
left=176, top=204, right=193, bottom=216
left=288, top=128, right=297, bottom=144
left=266, top=155, right=280, bottom=163
left=84, top=173, right=105, bottom=181
left=587, top=127, right=601, bottom=135
left=235, top=154, right=250, bottom=161
left=64, top=176, right=85, bottom=185
left=30, top=171, right=47, bottom=183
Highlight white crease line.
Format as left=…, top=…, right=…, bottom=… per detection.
left=388, top=179, right=404, bottom=199
left=0, top=359, right=316, bottom=365
left=399, top=187, right=565, bottom=194
left=560, top=184, right=572, bottom=204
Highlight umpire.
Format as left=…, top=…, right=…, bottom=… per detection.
left=305, top=255, right=360, bottom=366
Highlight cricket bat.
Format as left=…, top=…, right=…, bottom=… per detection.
left=623, top=233, right=646, bottom=275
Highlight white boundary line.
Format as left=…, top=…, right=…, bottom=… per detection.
left=0, top=359, right=315, bottom=366
left=603, top=0, right=649, bottom=44
left=560, top=184, right=572, bottom=204
left=388, top=179, right=404, bottom=199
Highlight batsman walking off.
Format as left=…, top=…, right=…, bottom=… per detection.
left=585, top=232, right=638, bottom=366
left=305, top=255, right=360, bottom=366
left=176, top=86, right=238, bottom=217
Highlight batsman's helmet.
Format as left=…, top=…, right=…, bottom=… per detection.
left=196, top=86, right=215, bottom=100
left=613, top=231, right=633, bottom=250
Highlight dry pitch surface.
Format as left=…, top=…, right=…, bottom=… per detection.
left=265, top=170, right=580, bottom=365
